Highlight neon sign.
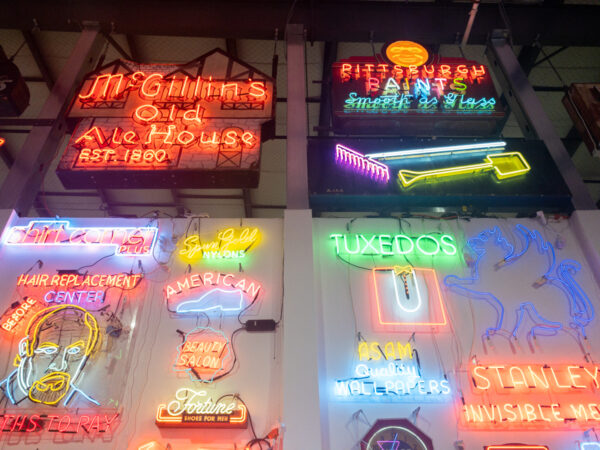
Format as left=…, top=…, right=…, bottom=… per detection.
left=582, top=444, right=600, bottom=449
left=0, top=297, right=37, bottom=333
left=335, top=144, right=390, bottom=182
left=0, top=305, right=100, bottom=407
left=384, top=41, right=429, bottom=67
left=156, top=388, right=247, bottom=428
left=335, top=340, right=450, bottom=400
left=462, top=364, right=600, bottom=428
left=396, top=151, right=530, bottom=187
left=336, top=60, right=497, bottom=114
left=178, top=227, right=261, bottom=263
left=164, top=272, right=261, bottom=314
left=0, top=413, right=118, bottom=434
left=361, top=419, right=434, bottom=450
left=372, top=266, right=448, bottom=330
left=5, top=220, right=158, bottom=255
left=485, top=447, right=549, bottom=450
left=17, top=272, right=143, bottom=289
left=444, top=224, right=594, bottom=342
left=59, top=50, right=274, bottom=189
left=330, top=233, right=457, bottom=257
left=173, top=327, right=232, bottom=382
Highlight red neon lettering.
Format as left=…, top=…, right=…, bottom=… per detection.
left=439, top=64, right=452, bottom=78
left=249, top=81, right=267, bottom=99
left=341, top=63, right=352, bottom=80
left=74, top=127, right=106, bottom=148
left=78, top=74, right=126, bottom=101
left=471, top=64, right=486, bottom=78
left=366, top=77, right=380, bottom=94
left=77, top=415, right=90, bottom=433
left=140, top=73, right=163, bottom=99
left=27, top=415, right=42, bottom=433
left=241, top=132, right=257, bottom=147
left=134, top=104, right=160, bottom=123
left=220, top=83, right=239, bottom=100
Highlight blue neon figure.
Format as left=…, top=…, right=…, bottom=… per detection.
left=175, top=288, right=244, bottom=314
left=444, top=224, right=594, bottom=342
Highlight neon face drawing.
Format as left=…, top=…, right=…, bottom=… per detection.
left=0, top=305, right=100, bottom=406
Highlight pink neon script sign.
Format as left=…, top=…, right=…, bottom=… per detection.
left=4, top=221, right=158, bottom=255
left=335, top=144, right=390, bottom=182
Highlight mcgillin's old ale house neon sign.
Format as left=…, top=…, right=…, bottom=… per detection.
left=58, top=49, right=275, bottom=189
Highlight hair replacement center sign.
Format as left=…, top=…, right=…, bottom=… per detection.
left=58, top=49, right=275, bottom=189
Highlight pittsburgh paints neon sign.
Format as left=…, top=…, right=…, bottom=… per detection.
left=156, top=388, right=247, bottom=428
left=338, top=62, right=497, bottom=114
left=173, top=327, right=232, bottom=382
left=335, top=341, right=450, bottom=400
left=5, top=221, right=158, bottom=255
left=330, top=233, right=457, bottom=257
left=463, top=364, right=600, bottom=428
left=178, top=227, right=261, bottom=263
left=164, top=272, right=261, bottom=314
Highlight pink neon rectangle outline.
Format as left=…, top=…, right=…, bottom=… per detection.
left=371, top=267, right=448, bottom=327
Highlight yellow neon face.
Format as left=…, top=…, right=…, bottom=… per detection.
left=16, top=305, right=100, bottom=406
left=397, top=152, right=531, bottom=187
left=385, top=41, right=429, bottom=67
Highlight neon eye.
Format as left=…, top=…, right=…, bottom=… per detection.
left=35, top=347, right=57, bottom=355
left=67, top=347, right=82, bottom=355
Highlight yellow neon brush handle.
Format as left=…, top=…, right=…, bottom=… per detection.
left=397, top=152, right=531, bottom=187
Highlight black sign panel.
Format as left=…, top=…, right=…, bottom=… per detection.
left=308, top=138, right=572, bottom=214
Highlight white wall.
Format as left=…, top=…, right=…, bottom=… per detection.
left=0, top=216, right=283, bottom=450
left=313, top=216, right=600, bottom=450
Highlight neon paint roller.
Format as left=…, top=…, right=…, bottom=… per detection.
left=397, top=152, right=531, bottom=188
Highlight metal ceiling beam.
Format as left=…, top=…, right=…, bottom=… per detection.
left=2, top=2, right=600, bottom=46
left=126, top=34, right=140, bottom=61
left=101, top=31, right=132, bottom=60
left=22, top=30, right=54, bottom=91
left=486, top=29, right=595, bottom=210
left=0, top=26, right=104, bottom=216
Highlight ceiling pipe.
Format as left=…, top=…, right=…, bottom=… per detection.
left=461, top=0, right=481, bottom=49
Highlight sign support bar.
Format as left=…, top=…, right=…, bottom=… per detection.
left=486, top=29, right=595, bottom=210
left=0, top=26, right=103, bottom=216
left=286, top=24, right=309, bottom=209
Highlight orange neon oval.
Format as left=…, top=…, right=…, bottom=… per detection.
left=385, top=41, right=429, bottom=67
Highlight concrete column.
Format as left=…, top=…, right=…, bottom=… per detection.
left=282, top=209, right=326, bottom=449
left=285, top=24, right=309, bottom=209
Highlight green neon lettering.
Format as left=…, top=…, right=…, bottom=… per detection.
left=416, top=235, right=440, bottom=256
left=394, top=235, right=414, bottom=255
left=378, top=235, right=393, bottom=255
left=344, top=234, right=361, bottom=254
left=440, top=234, right=457, bottom=255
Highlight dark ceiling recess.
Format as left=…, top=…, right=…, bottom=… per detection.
left=2, top=1, right=600, bottom=46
